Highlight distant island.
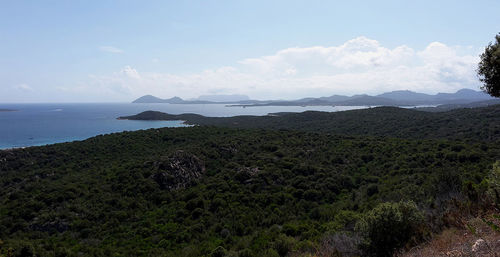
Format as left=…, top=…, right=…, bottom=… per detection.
left=132, top=88, right=495, bottom=107
left=0, top=109, right=17, bottom=112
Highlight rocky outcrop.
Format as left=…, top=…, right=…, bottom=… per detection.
left=150, top=151, right=205, bottom=190
left=235, top=167, right=259, bottom=184
left=29, top=218, right=69, bottom=234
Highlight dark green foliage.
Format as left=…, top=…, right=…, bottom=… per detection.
left=121, top=104, right=500, bottom=142
left=356, top=201, right=425, bottom=257
left=0, top=125, right=498, bottom=256
left=487, top=161, right=500, bottom=205
left=478, top=33, right=500, bottom=97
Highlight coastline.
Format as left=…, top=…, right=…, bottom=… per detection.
left=0, top=146, right=27, bottom=151
left=117, top=117, right=194, bottom=126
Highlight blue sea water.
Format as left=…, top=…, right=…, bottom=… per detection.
left=0, top=103, right=366, bottom=149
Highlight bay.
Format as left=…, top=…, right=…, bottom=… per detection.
left=0, top=103, right=367, bottom=149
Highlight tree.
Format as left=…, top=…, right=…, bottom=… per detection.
left=356, top=201, right=424, bottom=257
left=478, top=33, right=500, bottom=97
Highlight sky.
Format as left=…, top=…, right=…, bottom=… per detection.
left=1, top=0, right=499, bottom=103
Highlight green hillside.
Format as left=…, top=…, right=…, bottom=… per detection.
left=1, top=122, right=499, bottom=256
left=120, top=105, right=500, bottom=142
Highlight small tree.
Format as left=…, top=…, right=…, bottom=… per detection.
left=487, top=161, right=500, bottom=205
left=356, top=201, right=424, bottom=257
left=478, top=33, right=500, bottom=97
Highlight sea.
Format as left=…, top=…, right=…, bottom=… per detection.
left=0, top=103, right=367, bottom=149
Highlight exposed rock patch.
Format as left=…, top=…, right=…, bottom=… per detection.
left=235, top=167, right=260, bottom=184
left=150, top=150, right=205, bottom=190
left=29, top=218, right=69, bottom=234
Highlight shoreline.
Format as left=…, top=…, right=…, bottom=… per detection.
left=1, top=121, right=192, bottom=151
left=0, top=146, right=28, bottom=152
left=117, top=117, right=193, bottom=126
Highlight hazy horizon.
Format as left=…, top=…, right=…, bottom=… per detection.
left=1, top=0, right=499, bottom=103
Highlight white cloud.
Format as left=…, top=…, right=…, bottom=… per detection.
left=121, top=66, right=141, bottom=79
left=99, top=46, right=124, bottom=54
left=84, top=37, right=482, bottom=100
left=14, top=83, right=34, bottom=91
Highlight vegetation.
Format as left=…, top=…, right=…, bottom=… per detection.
left=356, top=201, right=424, bottom=257
left=1, top=105, right=499, bottom=256
left=121, top=104, right=500, bottom=142
left=478, top=33, right=500, bottom=97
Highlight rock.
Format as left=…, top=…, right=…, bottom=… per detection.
left=235, top=167, right=259, bottom=183
left=445, top=250, right=464, bottom=257
left=219, top=145, right=238, bottom=156
left=29, top=218, right=69, bottom=234
left=150, top=150, right=205, bottom=190
left=471, top=238, right=486, bottom=253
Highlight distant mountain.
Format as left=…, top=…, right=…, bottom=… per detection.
left=377, top=89, right=493, bottom=104
left=133, top=89, right=494, bottom=106
left=319, top=95, right=351, bottom=102
left=196, top=94, right=250, bottom=102
left=132, top=95, right=166, bottom=103
left=133, top=95, right=213, bottom=104
left=377, top=90, right=433, bottom=102
left=132, top=95, right=186, bottom=104
left=133, top=95, right=255, bottom=104
left=335, top=95, right=405, bottom=106
left=435, top=89, right=492, bottom=101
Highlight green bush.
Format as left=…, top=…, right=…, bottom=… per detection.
left=210, top=246, right=227, bottom=257
left=487, top=161, right=500, bottom=205
left=356, top=201, right=424, bottom=257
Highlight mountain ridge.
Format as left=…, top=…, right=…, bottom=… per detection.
left=133, top=89, right=494, bottom=106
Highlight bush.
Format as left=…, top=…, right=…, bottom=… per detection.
left=487, top=161, right=500, bottom=205
left=273, top=235, right=295, bottom=257
left=210, top=246, right=227, bottom=257
left=356, top=201, right=424, bottom=257
left=317, top=232, right=362, bottom=257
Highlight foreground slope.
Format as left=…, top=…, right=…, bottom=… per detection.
left=0, top=125, right=499, bottom=256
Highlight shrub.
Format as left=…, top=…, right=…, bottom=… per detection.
left=210, top=246, right=227, bottom=257
left=487, top=161, right=500, bottom=205
left=273, top=235, right=295, bottom=257
left=317, top=232, right=362, bottom=257
left=356, top=201, right=424, bottom=257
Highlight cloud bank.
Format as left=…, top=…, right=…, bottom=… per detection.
left=99, top=46, right=124, bottom=54
left=85, top=37, right=481, bottom=100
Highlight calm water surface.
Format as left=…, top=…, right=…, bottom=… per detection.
left=0, top=103, right=367, bottom=149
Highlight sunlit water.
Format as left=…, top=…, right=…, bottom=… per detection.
left=0, top=103, right=368, bottom=149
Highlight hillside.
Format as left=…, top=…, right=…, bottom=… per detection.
left=119, top=104, right=500, bottom=142
left=1, top=104, right=499, bottom=256
left=1, top=125, right=499, bottom=256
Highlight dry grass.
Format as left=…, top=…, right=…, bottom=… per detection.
left=398, top=213, right=500, bottom=257
left=292, top=209, right=500, bottom=257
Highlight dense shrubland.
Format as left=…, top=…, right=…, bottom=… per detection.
left=1, top=105, right=500, bottom=256
left=121, top=104, right=500, bottom=142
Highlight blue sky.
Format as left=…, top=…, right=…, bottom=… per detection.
left=1, top=0, right=499, bottom=102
